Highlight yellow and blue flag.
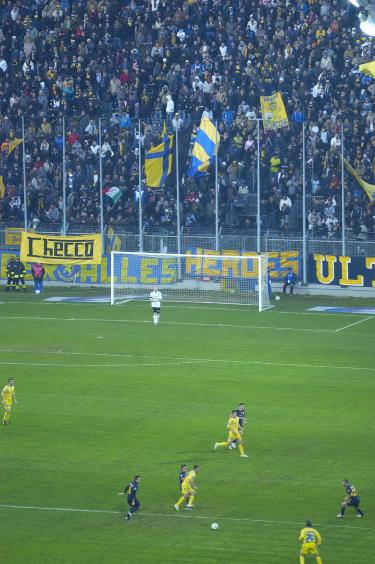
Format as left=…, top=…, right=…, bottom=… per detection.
left=145, top=127, right=174, bottom=189
left=344, top=159, right=375, bottom=201
left=359, top=61, right=375, bottom=78
left=7, top=138, right=23, bottom=157
left=188, top=117, right=220, bottom=176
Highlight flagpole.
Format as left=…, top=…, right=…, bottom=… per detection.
left=62, top=116, right=67, bottom=235
left=256, top=119, right=261, bottom=254
left=175, top=121, right=181, bottom=258
left=215, top=120, right=219, bottom=251
left=138, top=119, right=143, bottom=252
left=21, top=116, right=27, bottom=231
left=99, top=118, right=104, bottom=254
left=302, top=122, right=307, bottom=284
left=341, top=123, right=346, bottom=257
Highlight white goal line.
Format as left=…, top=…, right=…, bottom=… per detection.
left=0, top=504, right=372, bottom=532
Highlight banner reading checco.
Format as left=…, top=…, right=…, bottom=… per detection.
left=20, top=232, right=102, bottom=265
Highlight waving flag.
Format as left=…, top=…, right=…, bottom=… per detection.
left=145, top=126, right=174, bottom=189
left=103, top=186, right=122, bottom=204
left=359, top=61, right=375, bottom=78
left=187, top=118, right=220, bottom=176
left=344, top=159, right=375, bottom=201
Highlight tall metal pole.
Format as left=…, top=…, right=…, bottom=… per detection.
left=341, top=123, right=346, bottom=256
left=302, top=122, right=307, bottom=284
left=62, top=116, right=67, bottom=235
left=138, top=120, right=143, bottom=252
left=99, top=118, right=104, bottom=254
left=175, top=122, right=181, bottom=257
left=21, top=116, right=27, bottom=231
left=256, top=119, right=261, bottom=253
left=215, top=120, right=219, bottom=251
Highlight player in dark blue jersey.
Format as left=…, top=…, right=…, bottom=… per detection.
left=118, top=475, right=141, bottom=520
left=337, top=479, right=364, bottom=518
left=179, top=464, right=188, bottom=487
left=230, top=403, right=246, bottom=449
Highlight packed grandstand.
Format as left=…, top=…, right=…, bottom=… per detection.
left=0, top=0, right=374, bottom=241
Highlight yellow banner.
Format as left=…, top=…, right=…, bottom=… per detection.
left=5, top=228, right=24, bottom=246
left=20, top=232, right=102, bottom=265
left=260, top=92, right=289, bottom=131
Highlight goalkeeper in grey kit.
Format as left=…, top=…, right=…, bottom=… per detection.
left=150, top=288, right=162, bottom=325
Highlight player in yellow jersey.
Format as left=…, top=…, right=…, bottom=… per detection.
left=2, top=378, right=16, bottom=426
left=214, top=410, right=248, bottom=457
left=299, top=520, right=323, bottom=563
left=174, top=464, right=200, bottom=511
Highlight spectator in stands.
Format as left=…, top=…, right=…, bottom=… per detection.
left=0, top=0, right=373, bottom=240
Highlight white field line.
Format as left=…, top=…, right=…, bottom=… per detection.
left=0, top=361, right=203, bottom=368
left=335, top=317, right=373, bottom=333
left=0, top=315, right=333, bottom=333
left=0, top=504, right=372, bottom=531
left=0, top=300, right=367, bottom=317
left=0, top=348, right=374, bottom=373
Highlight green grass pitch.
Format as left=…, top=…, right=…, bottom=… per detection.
left=0, top=291, right=374, bottom=563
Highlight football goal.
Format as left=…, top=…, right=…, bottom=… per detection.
left=110, top=251, right=271, bottom=311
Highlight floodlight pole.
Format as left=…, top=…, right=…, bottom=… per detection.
left=302, top=122, right=307, bottom=284
left=341, top=123, right=346, bottom=256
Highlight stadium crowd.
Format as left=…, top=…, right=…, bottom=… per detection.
left=0, top=0, right=374, bottom=239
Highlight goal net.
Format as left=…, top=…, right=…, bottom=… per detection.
left=110, top=252, right=271, bottom=311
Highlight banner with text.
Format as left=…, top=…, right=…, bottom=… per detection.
left=1, top=249, right=300, bottom=284
left=20, top=232, right=102, bottom=265
left=308, top=254, right=375, bottom=287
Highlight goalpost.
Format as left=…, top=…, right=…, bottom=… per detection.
left=110, top=252, right=272, bottom=311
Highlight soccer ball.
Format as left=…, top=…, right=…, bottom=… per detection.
left=211, top=523, right=219, bottom=530
left=35, top=289, right=40, bottom=295
left=275, top=295, right=280, bottom=301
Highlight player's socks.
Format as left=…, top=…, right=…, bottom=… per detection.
left=215, top=441, right=228, bottom=448
left=175, top=496, right=185, bottom=508
left=153, top=314, right=157, bottom=325
left=340, top=507, right=345, bottom=517
left=188, top=496, right=195, bottom=506
left=299, top=557, right=304, bottom=564
left=238, top=443, right=245, bottom=456
left=316, top=558, right=322, bottom=564
left=356, top=508, right=364, bottom=516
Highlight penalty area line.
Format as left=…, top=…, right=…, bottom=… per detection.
left=335, top=316, right=373, bottom=333
left=0, top=504, right=372, bottom=531
left=0, top=348, right=374, bottom=373
left=0, top=315, right=332, bottom=333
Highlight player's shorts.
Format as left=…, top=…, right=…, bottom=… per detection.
left=347, top=496, right=360, bottom=507
left=152, top=307, right=160, bottom=313
left=182, top=486, right=196, bottom=496
left=3, top=400, right=12, bottom=409
left=228, top=431, right=241, bottom=442
left=301, top=543, right=319, bottom=556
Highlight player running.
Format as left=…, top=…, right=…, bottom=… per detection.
left=118, top=475, right=141, bottom=520
left=230, top=402, right=246, bottom=449
left=2, top=378, right=16, bottom=426
left=174, top=464, right=199, bottom=511
left=150, top=287, right=162, bottom=325
left=214, top=410, right=248, bottom=458
left=337, top=479, right=364, bottom=518
left=299, top=520, right=323, bottom=563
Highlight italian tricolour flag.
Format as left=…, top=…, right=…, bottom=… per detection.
left=103, top=186, right=122, bottom=204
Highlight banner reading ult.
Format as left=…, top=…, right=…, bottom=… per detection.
left=20, top=232, right=102, bottom=265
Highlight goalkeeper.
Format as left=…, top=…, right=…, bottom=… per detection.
left=150, top=287, right=162, bottom=326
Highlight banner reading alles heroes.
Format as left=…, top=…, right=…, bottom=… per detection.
left=20, top=232, right=102, bottom=265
